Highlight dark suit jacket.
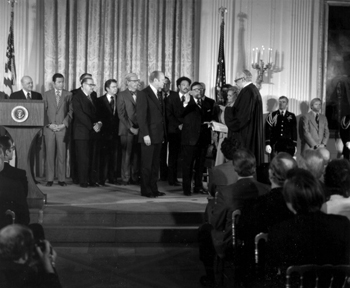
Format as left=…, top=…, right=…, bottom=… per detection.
left=268, top=211, right=350, bottom=270
left=265, top=110, right=297, bottom=147
left=208, top=162, right=238, bottom=196
left=96, top=94, right=119, bottom=140
left=300, top=111, right=329, bottom=154
left=72, top=89, right=98, bottom=140
left=166, top=91, right=185, bottom=134
left=210, top=178, right=270, bottom=256
left=117, top=89, right=139, bottom=136
left=181, top=97, right=202, bottom=146
left=9, top=90, right=42, bottom=100
left=0, top=173, right=30, bottom=228
left=136, top=86, right=166, bottom=144
left=0, top=163, right=28, bottom=197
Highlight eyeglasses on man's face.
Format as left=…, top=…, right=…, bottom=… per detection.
left=192, top=88, right=204, bottom=92
left=85, top=83, right=96, bottom=87
left=234, top=77, right=244, bottom=83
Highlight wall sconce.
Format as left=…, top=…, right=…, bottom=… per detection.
left=251, top=46, right=273, bottom=89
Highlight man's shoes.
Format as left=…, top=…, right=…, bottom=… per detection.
left=143, top=194, right=156, bottom=198
left=58, top=181, right=67, bottom=187
left=72, top=179, right=79, bottom=184
left=199, top=275, right=215, bottom=287
left=157, top=192, right=166, bottom=196
left=193, top=188, right=208, bottom=194
left=46, top=181, right=53, bottom=187
left=89, top=182, right=99, bottom=187
left=98, top=182, right=106, bottom=186
left=184, top=192, right=192, bottom=196
left=129, top=179, right=140, bottom=185
left=80, top=183, right=88, bottom=188
left=121, top=180, right=129, bottom=186
left=34, top=180, right=40, bottom=184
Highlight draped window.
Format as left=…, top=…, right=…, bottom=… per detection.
left=43, top=0, right=200, bottom=94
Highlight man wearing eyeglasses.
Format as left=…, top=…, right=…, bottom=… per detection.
left=181, top=82, right=215, bottom=196
left=72, top=77, right=102, bottom=188
left=225, top=69, right=264, bottom=166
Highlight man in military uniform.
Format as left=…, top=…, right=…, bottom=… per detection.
left=265, top=96, right=297, bottom=156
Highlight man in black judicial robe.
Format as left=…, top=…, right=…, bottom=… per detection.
left=225, top=69, right=264, bottom=166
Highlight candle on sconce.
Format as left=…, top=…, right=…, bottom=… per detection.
left=255, top=47, right=259, bottom=64
left=269, top=48, right=273, bottom=64
left=261, top=46, right=265, bottom=63
left=252, top=48, right=255, bottom=65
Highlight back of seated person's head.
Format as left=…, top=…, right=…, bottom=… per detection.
left=0, top=144, right=4, bottom=172
left=0, top=136, right=11, bottom=153
left=324, top=159, right=350, bottom=198
left=0, top=224, right=34, bottom=262
left=232, top=148, right=256, bottom=177
left=301, top=150, right=324, bottom=180
left=274, top=138, right=295, bottom=157
left=221, top=137, right=241, bottom=161
left=317, top=147, right=330, bottom=166
left=283, top=168, right=325, bottom=214
left=269, top=152, right=297, bottom=187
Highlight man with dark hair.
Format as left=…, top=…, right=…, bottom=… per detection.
left=198, top=148, right=269, bottom=286
left=96, top=79, right=119, bottom=186
left=165, top=76, right=191, bottom=186
left=137, top=71, right=167, bottom=198
left=0, top=224, right=61, bottom=288
left=225, top=70, right=264, bottom=166
left=181, top=82, right=215, bottom=195
left=0, top=143, right=30, bottom=228
left=265, top=96, right=297, bottom=156
left=117, top=73, right=140, bottom=186
left=300, top=97, right=329, bottom=155
left=72, top=77, right=102, bottom=188
left=42, top=73, right=73, bottom=187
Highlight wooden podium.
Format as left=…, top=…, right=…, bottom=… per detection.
left=0, top=100, right=46, bottom=209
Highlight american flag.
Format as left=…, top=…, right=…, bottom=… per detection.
left=4, top=4, right=16, bottom=96
left=215, top=18, right=226, bottom=103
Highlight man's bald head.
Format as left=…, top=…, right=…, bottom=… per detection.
left=269, top=152, right=297, bottom=186
left=21, top=76, right=34, bottom=92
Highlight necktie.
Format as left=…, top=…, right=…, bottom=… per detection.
left=56, top=90, right=60, bottom=105
left=181, top=95, right=185, bottom=102
left=87, top=95, right=93, bottom=104
left=281, top=111, right=284, bottom=117
left=132, top=92, right=136, bottom=102
left=27, top=92, right=31, bottom=100
left=110, top=96, right=115, bottom=114
left=315, top=113, right=319, bottom=125
left=157, top=90, right=163, bottom=110
left=197, top=99, right=202, bottom=108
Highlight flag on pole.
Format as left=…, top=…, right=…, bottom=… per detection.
left=4, top=2, right=17, bottom=96
left=215, top=8, right=227, bottom=104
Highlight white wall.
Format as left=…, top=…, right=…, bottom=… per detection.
left=199, top=0, right=322, bottom=115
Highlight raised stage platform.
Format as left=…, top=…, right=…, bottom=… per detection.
left=35, top=179, right=208, bottom=244
left=33, top=180, right=208, bottom=288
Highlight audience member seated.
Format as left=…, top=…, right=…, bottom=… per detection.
left=0, top=136, right=28, bottom=196
left=0, top=224, right=61, bottom=288
left=298, top=149, right=324, bottom=181
left=317, top=146, right=331, bottom=166
left=322, top=159, right=350, bottom=220
left=0, top=143, right=29, bottom=228
left=265, top=168, right=350, bottom=286
left=198, top=149, right=270, bottom=287
left=239, top=152, right=297, bottom=240
left=208, top=137, right=240, bottom=197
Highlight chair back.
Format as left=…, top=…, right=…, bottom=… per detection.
left=232, top=209, right=241, bottom=247
left=286, top=265, right=350, bottom=288
left=255, top=232, right=268, bottom=265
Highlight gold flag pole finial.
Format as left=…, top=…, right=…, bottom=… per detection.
left=218, top=7, right=227, bottom=23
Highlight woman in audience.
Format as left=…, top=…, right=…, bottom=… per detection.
left=266, top=168, right=350, bottom=286
left=322, top=159, right=350, bottom=220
